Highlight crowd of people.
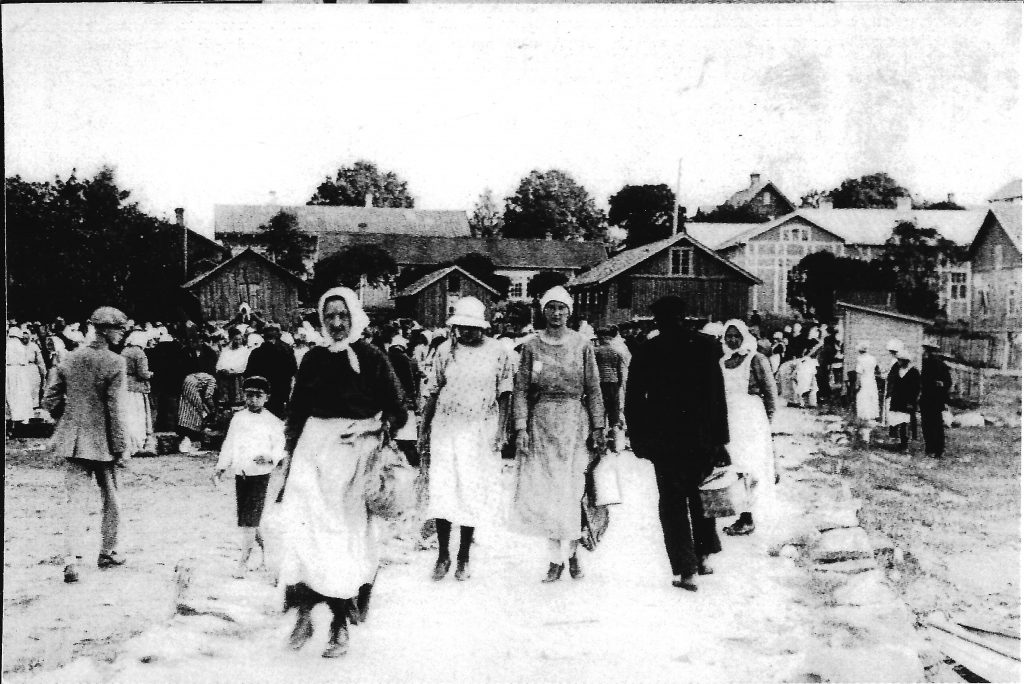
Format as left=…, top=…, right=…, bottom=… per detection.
left=8, top=292, right=951, bottom=659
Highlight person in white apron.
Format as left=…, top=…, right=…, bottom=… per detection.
left=719, top=320, right=777, bottom=537
left=852, top=342, right=880, bottom=446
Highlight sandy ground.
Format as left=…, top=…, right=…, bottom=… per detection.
left=829, top=376, right=1021, bottom=638
left=4, top=407, right=843, bottom=683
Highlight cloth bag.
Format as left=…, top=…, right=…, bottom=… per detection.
left=698, top=466, right=742, bottom=519
left=364, top=436, right=418, bottom=520
left=590, top=453, right=622, bottom=506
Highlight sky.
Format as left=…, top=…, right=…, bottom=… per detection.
left=3, top=3, right=1020, bottom=237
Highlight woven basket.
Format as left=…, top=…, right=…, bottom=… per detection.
left=698, top=467, right=742, bottom=519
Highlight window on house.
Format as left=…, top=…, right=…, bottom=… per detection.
left=801, top=229, right=810, bottom=241
left=782, top=230, right=790, bottom=242
left=978, top=288, right=988, bottom=314
left=509, top=281, right=523, bottom=298
left=950, top=272, right=968, bottom=300
left=1008, top=289, right=1017, bottom=317
left=762, top=191, right=771, bottom=204
left=617, top=280, right=632, bottom=308
left=994, top=245, right=1004, bottom=270
left=669, top=247, right=693, bottom=276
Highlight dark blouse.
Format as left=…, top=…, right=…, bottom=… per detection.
left=285, top=341, right=407, bottom=453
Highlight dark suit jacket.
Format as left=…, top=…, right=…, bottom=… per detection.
left=624, top=329, right=729, bottom=482
left=43, top=343, right=128, bottom=462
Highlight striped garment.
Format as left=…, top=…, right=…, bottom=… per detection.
left=177, top=372, right=217, bottom=433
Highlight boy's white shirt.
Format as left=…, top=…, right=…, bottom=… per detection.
left=216, top=408, right=286, bottom=476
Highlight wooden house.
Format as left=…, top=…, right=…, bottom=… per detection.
left=967, top=206, right=1022, bottom=335
left=721, top=173, right=797, bottom=219
left=837, top=302, right=929, bottom=377
left=567, top=232, right=760, bottom=327
left=394, top=265, right=501, bottom=328
left=181, top=248, right=305, bottom=325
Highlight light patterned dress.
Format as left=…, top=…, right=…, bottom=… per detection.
left=427, top=338, right=515, bottom=527
left=512, top=331, right=604, bottom=540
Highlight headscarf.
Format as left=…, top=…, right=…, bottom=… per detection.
left=700, top=321, right=724, bottom=339
left=722, top=319, right=758, bottom=357
left=539, top=286, right=573, bottom=314
left=8, top=326, right=23, bottom=339
left=125, top=331, right=149, bottom=348
left=318, top=286, right=370, bottom=373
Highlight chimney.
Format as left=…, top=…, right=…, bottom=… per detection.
left=896, top=196, right=912, bottom=212
left=174, top=208, right=185, bottom=226
left=750, top=173, right=761, bottom=188
left=820, top=199, right=833, bottom=211
left=947, top=193, right=956, bottom=205
left=364, top=192, right=374, bottom=208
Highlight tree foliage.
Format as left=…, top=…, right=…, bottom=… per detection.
left=877, top=221, right=964, bottom=318
left=502, top=170, right=605, bottom=241
left=6, top=167, right=219, bottom=323
left=469, top=188, right=503, bottom=238
left=608, top=184, right=684, bottom=248
left=312, top=244, right=399, bottom=297
left=526, top=271, right=570, bottom=299
left=692, top=203, right=768, bottom=224
left=913, top=198, right=966, bottom=210
left=308, top=160, right=414, bottom=208
left=786, top=251, right=894, bottom=321
left=258, top=210, right=309, bottom=275
left=826, top=172, right=910, bottom=209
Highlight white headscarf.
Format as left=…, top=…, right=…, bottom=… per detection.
left=700, top=322, right=724, bottom=339
left=540, top=286, right=573, bottom=314
left=722, top=319, right=758, bottom=356
left=125, top=331, right=149, bottom=348
left=318, top=286, right=370, bottom=373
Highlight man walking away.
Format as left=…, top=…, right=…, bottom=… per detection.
left=625, top=296, right=729, bottom=592
left=594, top=328, right=627, bottom=450
left=43, top=306, right=131, bottom=583
left=920, top=342, right=951, bottom=461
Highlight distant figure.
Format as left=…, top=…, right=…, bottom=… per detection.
left=852, top=342, right=880, bottom=446
left=886, top=348, right=920, bottom=452
left=919, top=342, right=951, bottom=460
left=245, top=323, right=297, bottom=418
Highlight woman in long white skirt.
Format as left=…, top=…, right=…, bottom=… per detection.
left=852, top=342, right=880, bottom=445
left=720, top=320, right=777, bottom=537
left=122, top=331, right=154, bottom=454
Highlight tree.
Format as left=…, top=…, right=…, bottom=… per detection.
left=308, top=160, right=414, bottom=208
left=6, top=167, right=216, bottom=323
left=469, top=189, right=503, bottom=238
left=258, top=210, right=309, bottom=275
left=786, top=251, right=894, bottom=321
left=692, top=203, right=768, bottom=224
left=827, top=172, right=910, bottom=209
left=876, top=221, right=964, bottom=318
left=312, top=244, right=398, bottom=298
left=914, top=197, right=966, bottom=210
left=608, top=184, right=685, bottom=248
left=502, top=170, right=605, bottom=241
left=526, top=271, right=570, bottom=299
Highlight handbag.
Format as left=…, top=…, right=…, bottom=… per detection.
left=591, top=452, right=623, bottom=506
left=364, top=436, right=418, bottom=520
left=698, top=466, right=742, bottom=519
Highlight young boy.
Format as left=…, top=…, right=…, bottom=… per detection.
left=214, top=376, right=285, bottom=578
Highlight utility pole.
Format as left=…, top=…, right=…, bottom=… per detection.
left=672, top=158, right=683, bottom=235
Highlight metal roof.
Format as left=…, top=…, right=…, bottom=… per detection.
left=394, top=265, right=500, bottom=298
left=215, top=204, right=471, bottom=238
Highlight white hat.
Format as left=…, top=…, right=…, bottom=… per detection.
left=897, top=347, right=912, bottom=361
left=886, top=338, right=904, bottom=352
left=8, top=326, right=24, bottom=339
left=446, top=297, right=489, bottom=329
left=540, top=286, right=573, bottom=314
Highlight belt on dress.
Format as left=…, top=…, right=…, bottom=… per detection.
left=531, top=391, right=583, bottom=402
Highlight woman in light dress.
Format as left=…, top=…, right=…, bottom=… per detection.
left=512, top=286, right=605, bottom=583
left=852, top=341, right=880, bottom=446
left=419, top=297, right=515, bottom=582
left=720, top=320, right=777, bottom=537
left=121, top=330, right=155, bottom=455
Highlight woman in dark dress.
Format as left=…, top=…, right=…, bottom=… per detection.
left=277, top=287, right=407, bottom=659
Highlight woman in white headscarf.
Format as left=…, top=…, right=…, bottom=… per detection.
left=277, top=287, right=407, bottom=659
left=122, top=330, right=155, bottom=454
left=719, top=319, right=777, bottom=536
left=512, top=286, right=605, bottom=583
left=852, top=341, right=880, bottom=446
left=6, top=327, right=35, bottom=424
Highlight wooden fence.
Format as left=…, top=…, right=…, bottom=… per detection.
left=934, top=332, right=1022, bottom=371
left=946, top=360, right=986, bottom=403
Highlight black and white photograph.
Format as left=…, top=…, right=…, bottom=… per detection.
left=3, top=2, right=1020, bottom=682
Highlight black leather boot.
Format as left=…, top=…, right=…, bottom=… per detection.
left=322, top=624, right=349, bottom=659
left=541, top=562, right=564, bottom=583
left=287, top=606, right=314, bottom=651
left=568, top=555, right=583, bottom=580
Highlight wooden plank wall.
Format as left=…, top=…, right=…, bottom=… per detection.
left=191, top=257, right=300, bottom=325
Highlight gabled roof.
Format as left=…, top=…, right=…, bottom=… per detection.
left=798, top=208, right=987, bottom=247
left=837, top=301, right=931, bottom=325
left=724, top=179, right=796, bottom=213
left=968, top=206, right=1023, bottom=258
left=688, top=213, right=846, bottom=251
left=318, top=233, right=606, bottom=271
left=215, top=204, right=471, bottom=238
left=568, top=231, right=760, bottom=288
left=394, top=265, right=500, bottom=298
left=988, top=179, right=1022, bottom=203
left=180, top=248, right=305, bottom=290
left=683, top=223, right=759, bottom=250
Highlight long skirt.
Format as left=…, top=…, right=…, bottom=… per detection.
left=777, top=360, right=798, bottom=405
left=427, top=406, right=502, bottom=528
left=124, top=391, right=152, bottom=453
left=725, top=392, right=775, bottom=512
left=512, top=398, right=591, bottom=540
left=278, top=416, right=382, bottom=600
left=6, top=366, right=34, bottom=422
left=855, top=380, right=880, bottom=423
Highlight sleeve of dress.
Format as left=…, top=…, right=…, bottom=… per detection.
left=582, top=342, right=605, bottom=430
left=496, top=347, right=515, bottom=396
left=284, top=353, right=314, bottom=455
left=428, top=348, right=448, bottom=397
left=704, top=345, right=730, bottom=447
left=751, top=353, right=777, bottom=419
left=42, top=364, right=67, bottom=418
left=375, top=349, right=408, bottom=430
left=513, top=344, right=532, bottom=432
left=135, top=348, right=154, bottom=380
